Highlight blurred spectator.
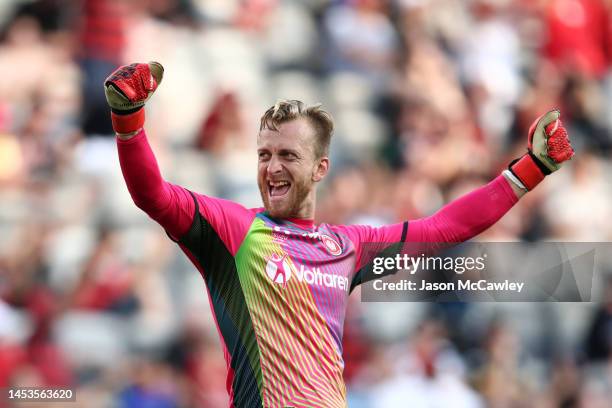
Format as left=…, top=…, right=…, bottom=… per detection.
left=195, top=91, right=244, bottom=153
left=71, top=229, right=138, bottom=315
left=79, top=0, right=127, bottom=136
left=117, top=358, right=181, bottom=408
left=472, top=322, right=532, bottom=407
left=354, top=319, right=482, bottom=408
left=461, top=0, right=523, bottom=142
left=543, top=0, right=610, bottom=78
left=543, top=152, right=612, bottom=240
left=324, top=0, right=399, bottom=87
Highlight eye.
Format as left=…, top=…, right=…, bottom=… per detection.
left=283, top=152, right=298, bottom=161
left=258, top=151, right=270, bottom=161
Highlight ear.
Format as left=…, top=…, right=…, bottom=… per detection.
left=312, top=157, right=329, bottom=182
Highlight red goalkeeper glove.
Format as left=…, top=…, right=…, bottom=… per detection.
left=104, top=62, right=164, bottom=134
left=508, top=109, right=574, bottom=191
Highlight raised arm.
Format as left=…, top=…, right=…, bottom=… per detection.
left=117, top=129, right=195, bottom=239
left=341, top=109, right=574, bottom=279
left=338, top=174, right=518, bottom=276
left=105, top=62, right=256, bottom=249
left=413, top=109, right=574, bottom=242
left=406, top=174, right=517, bottom=243
left=105, top=61, right=196, bottom=239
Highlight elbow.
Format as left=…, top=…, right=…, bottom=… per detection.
left=423, top=214, right=467, bottom=244
left=126, top=182, right=171, bottom=214
left=132, top=196, right=169, bottom=216
left=129, top=192, right=165, bottom=215
left=132, top=196, right=150, bottom=212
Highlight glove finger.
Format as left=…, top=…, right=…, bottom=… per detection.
left=108, top=81, right=136, bottom=102
left=105, top=64, right=136, bottom=100
left=540, top=109, right=561, bottom=127
left=105, top=63, right=151, bottom=103
left=545, top=119, right=559, bottom=137
left=529, top=109, right=560, bottom=144
left=148, top=61, right=164, bottom=88
left=547, top=123, right=574, bottom=163
left=105, top=83, right=127, bottom=104
left=139, top=64, right=157, bottom=93
left=529, top=109, right=563, bottom=172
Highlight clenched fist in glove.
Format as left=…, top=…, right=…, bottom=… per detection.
left=104, top=62, right=164, bottom=134
left=506, top=109, right=574, bottom=191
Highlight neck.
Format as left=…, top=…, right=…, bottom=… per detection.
left=275, top=189, right=316, bottom=220
left=295, top=188, right=316, bottom=220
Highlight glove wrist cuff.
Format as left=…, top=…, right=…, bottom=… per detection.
left=509, top=153, right=545, bottom=191
left=111, top=108, right=145, bottom=134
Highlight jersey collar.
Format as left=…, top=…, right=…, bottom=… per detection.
left=285, top=217, right=315, bottom=230
left=262, top=212, right=315, bottom=230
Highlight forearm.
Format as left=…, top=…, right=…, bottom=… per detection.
left=116, top=129, right=172, bottom=212
left=502, top=171, right=527, bottom=199
left=117, top=128, right=197, bottom=238
left=116, top=129, right=141, bottom=140
left=407, top=175, right=519, bottom=243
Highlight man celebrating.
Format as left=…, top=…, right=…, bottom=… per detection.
left=105, top=62, right=573, bottom=407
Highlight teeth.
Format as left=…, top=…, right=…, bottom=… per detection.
left=269, top=181, right=289, bottom=187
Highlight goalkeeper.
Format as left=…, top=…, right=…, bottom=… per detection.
left=105, top=62, right=574, bottom=408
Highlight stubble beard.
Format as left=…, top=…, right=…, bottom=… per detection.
left=259, top=177, right=312, bottom=219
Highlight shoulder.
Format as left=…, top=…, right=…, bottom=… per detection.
left=190, top=192, right=261, bottom=217
left=325, top=222, right=407, bottom=245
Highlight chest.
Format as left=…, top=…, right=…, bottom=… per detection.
left=236, top=220, right=357, bottom=294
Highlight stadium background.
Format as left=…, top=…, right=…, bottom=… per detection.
left=0, top=0, right=611, bottom=406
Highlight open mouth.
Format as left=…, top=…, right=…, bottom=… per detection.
left=268, top=180, right=291, bottom=198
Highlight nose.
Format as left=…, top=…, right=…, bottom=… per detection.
left=267, top=155, right=282, bottom=177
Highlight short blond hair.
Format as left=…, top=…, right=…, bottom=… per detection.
left=259, top=100, right=334, bottom=158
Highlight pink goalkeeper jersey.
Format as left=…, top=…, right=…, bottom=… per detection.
left=117, top=130, right=518, bottom=407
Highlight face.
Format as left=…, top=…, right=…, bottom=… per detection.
left=257, top=118, right=329, bottom=219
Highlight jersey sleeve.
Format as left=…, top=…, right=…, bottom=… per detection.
left=117, top=129, right=255, bottom=254
left=334, top=222, right=408, bottom=273
left=403, top=174, right=518, bottom=245
left=338, top=175, right=518, bottom=290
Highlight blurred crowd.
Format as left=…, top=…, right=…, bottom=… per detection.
left=1, top=0, right=612, bottom=407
